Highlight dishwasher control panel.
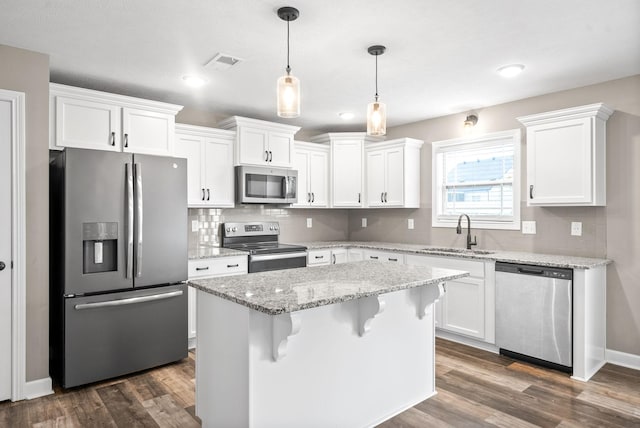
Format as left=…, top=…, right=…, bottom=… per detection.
left=495, top=262, right=573, bottom=280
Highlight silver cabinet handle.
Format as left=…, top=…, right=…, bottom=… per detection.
left=124, top=133, right=129, bottom=148
left=207, top=188, right=211, bottom=201
left=227, top=264, right=239, bottom=268
left=195, top=266, right=209, bottom=271
left=250, top=252, right=307, bottom=262
left=74, top=290, right=183, bottom=310
left=126, top=163, right=134, bottom=279
left=134, top=163, right=143, bottom=278
left=529, top=185, right=534, bottom=199
left=110, top=131, right=116, bottom=146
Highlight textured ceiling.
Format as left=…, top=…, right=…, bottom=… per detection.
left=1, top=0, right=639, bottom=133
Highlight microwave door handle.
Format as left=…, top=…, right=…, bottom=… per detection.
left=283, top=176, right=288, bottom=198
left=126, top=163, right=134, bottom=279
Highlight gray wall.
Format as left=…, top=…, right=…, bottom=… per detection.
left=0, top=44, right=50, bottom=381
left=350, top=75, right=640, bottom=356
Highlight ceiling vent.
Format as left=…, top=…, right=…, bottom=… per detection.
left=204, top=53, right=243, bottom=71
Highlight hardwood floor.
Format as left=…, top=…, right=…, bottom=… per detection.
left=1, top=338, right=638, bottom=427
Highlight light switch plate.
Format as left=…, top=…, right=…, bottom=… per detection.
left=191, top=220, right=199, bottom=232
left=571, top=221, right=582, bottom=236
left=408, top=219, right=415, bottom=230
left=362, top=218, right=367, bottom=228
left=306, top=218, right=313, bottom=228
left=522, top=221, right=536, bottom=234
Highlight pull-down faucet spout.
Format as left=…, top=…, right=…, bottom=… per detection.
left=456, top=214, right=477, bottom=250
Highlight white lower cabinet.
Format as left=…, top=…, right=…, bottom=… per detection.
left=363, top=249, right=404, bottom=263
left=405, top=254, right=495, bottom=343
left=307, top=248, right=349, bottom=266
left=187, top=256, right=248, bottom=347
left=348, top=248, right=364, bottom=262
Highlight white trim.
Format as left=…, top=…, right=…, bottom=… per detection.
left=24, top=377, right=53, bottom=400
left=0, top=89, right=27, bottom=402
left=435, top=329, right=499, bottom=354
left=606, top=349, right=640, bottom=371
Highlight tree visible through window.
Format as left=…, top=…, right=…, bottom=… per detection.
left=432, top=130, right=521, bottom=230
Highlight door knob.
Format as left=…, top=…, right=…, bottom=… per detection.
left=0, top=261, right=5, bottom=271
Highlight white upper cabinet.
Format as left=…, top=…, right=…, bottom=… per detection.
left=518, top=103, right=613, bottom=206
left=365, top=138, right=423, bottom=208
left=175, top=124, right=236, bottom=208
left=292, top=141, right=329, bottom=208
left=217, top=116, right=300, bottom=168
left=311, top=133, right=383, bottom=208
left=50, top=83, right=183, bottom=155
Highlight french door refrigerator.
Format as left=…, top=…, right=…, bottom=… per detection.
left=50, top=148, right=188, bottom=388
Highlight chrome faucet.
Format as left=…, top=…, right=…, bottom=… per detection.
left=456, top=214, right=477, bottom=250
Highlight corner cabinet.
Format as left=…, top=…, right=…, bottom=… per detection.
left=365, top=138, right=423, bottom=208
left=292, top=141, right=329, bottom=208
left=174, top=124, right=236, bottom=208
left=311, top=133, right=383, bottom=208
left=50, top=83, right=183, bottom=155
left=517, top=103, right=613, bottom=206
left=217, top=116, right=300, bottom=168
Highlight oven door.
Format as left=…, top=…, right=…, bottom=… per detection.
left=249, top=251, right=307, bottom=273
left=236, top=166, right=297, bottom=204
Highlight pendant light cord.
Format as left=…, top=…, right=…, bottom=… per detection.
left=286, top=20, right=291, bottom=75
left=374, top=53, right=379, bottom=102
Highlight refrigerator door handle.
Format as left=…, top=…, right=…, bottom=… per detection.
left=126, top=163, right=134, bottom=279
left=74, top=290, right=183, bottom=310
left=134, top=162, right=143, bottom=278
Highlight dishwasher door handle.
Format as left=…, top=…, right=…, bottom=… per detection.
left=517, top=267, right=545, bottom=275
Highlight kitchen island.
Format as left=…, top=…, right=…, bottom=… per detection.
left=190, top=261, right=469, bottom=428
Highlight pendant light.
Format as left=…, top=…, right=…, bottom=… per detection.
left=276, top=6, right=300, bottom=118
left=366, top=45, right=387, bottom=136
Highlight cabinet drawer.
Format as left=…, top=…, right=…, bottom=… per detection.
left=308, top=249, right=331, bottom=266
left=405, top=254, right=484, bottom=278
left=364, top=250, right=404, bottom=264
left=188, top=256, right=248, bottom=279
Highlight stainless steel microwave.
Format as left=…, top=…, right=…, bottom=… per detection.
left=235, top=165, right=298, bottom=204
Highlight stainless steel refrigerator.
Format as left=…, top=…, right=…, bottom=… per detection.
left=50, top=148, right=188, bottom=388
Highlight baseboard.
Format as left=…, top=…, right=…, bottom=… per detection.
left=606, top=348, right=640, bottom=371
left=436, top=330, right=499, bottom=354
left=24, top=377, right=53, bottom=400
left=188, top=337, right=196, bottom=350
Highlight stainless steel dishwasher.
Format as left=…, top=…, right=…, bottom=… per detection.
left=495, top=262, right=573, bottom=373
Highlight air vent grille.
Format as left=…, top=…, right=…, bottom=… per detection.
left=204, top=53, right=243, bottom=71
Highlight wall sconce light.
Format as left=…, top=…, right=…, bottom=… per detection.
left=276, top=6, right=300, bottom=118
left=464, top=114, right=478, bottom=128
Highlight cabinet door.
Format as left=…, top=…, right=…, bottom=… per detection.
left=348, top=248, right=364, bottom=262
left=309, top=150, right=329, bottom=207
left=55, top=96, right=121, bottom=151
left=292, top=149, right=310, bottom=206
left=527, top=118, right=592, bottom=205
left=440, top=277, right=485, bottom=339
left=366, top=149, right=386, bottom=207
left=332, top=140, right=363, bottom=207
left=331, top=249, right=349, bottom=264
left=122, top=108, right=174, bottom=156
left=384, top=147, right=404, bottom=206
left=268, top=131, right=294, bottom=167
left=308, top=249, right=331, bottom=266
left=238, top=127, right=269, bottom=165
left=174, top=134, right=205, bottom=206
left=203, top=138, right=235, bottom=207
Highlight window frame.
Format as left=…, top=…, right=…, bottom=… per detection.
left=431, top=129, right=521, bottom=230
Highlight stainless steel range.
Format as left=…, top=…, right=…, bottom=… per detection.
left=222, top=221, right=307, bottom=273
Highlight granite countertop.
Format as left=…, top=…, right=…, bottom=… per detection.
left=189, top=261, right=468, bottom=315
left=295, top=241, right=611, bottom=270
left=188, top=245, right=248, bottom=260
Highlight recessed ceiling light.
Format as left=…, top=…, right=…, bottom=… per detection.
left=182, top=75, right=207, bottom=88
left=338, top=112, right=355, bottom=120
left=497, top=64, right=525, bottom=78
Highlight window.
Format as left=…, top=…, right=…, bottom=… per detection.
left=432, top=129, right=521, bottom=230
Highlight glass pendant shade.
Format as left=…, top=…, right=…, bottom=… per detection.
left=277, top=74, right=300, bottom=118
left=367, top=100, right=386, bottom=136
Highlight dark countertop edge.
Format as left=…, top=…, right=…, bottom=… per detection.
left=189, top=270, right=468, bottom=315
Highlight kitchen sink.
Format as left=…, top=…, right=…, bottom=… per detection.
left=421, top=247, right=494, bottom=255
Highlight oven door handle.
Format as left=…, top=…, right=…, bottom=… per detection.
left=250, top=252, right=308, bottom=262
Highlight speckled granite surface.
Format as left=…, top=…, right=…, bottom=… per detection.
left=188, top=246, right=248, bottom=260
left=189, top=261, right=468, bottom=315
left=295, top=241, right=611, bottom=269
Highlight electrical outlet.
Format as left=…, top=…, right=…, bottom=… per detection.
left=362, top=218, right=367, bottom=228
left=306, top=218, right=313, bottom=228
left=522, top=221, right=536, bottom=234
left=191, top=220, right=199, bottom=232
left=408, top=219, right=415, bottom=230
left=571, top=221, right=582, bottom=236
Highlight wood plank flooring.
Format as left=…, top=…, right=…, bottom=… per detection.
left=1, top=338, right=638, bottom=427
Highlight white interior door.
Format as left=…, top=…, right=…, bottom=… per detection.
left=0, top=97, right=13, bottom=401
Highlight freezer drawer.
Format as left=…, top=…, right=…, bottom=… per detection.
left=62, top=284, right=187, bottom=388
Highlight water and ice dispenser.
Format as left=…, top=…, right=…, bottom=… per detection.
left=82, top=222, right=118, bottom=274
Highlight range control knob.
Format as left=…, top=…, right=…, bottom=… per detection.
left=232, top=227, right=237, bottom=232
